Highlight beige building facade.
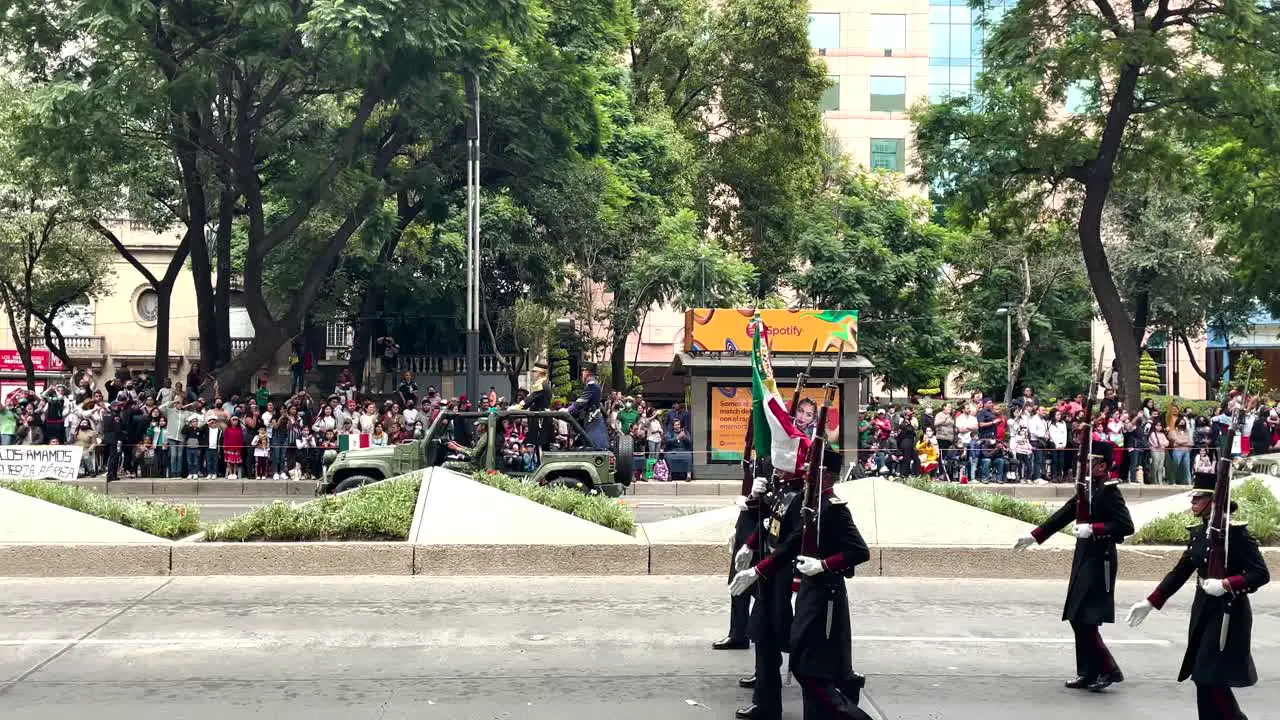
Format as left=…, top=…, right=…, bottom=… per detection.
left=0, top=222, right=259, bottom=396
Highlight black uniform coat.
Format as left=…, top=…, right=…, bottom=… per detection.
left=748, top=490, right=803, bottom=651
left=1030, top=482, right=1134, bottom=624
left=788, top=493, right=871, bottom=679
left=1149, top=521, right=1271, bottom=687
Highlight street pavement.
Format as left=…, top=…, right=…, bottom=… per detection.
left=1, top=576, right=1276, bottom=719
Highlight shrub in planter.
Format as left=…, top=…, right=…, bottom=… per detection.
left=204, top=475, right=418, bottom=541
left=474, top=471, right=635, bottom=535
left=898, top=476, right=1056, bottom=527
left=1130, top=476, right=1280, bottom=546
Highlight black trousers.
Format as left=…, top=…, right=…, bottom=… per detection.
left=752, top=635, right=784, bottom=713
left=105, top=443, right=121, bottom=481
left=1196, top=683, right=1246, bottom=720
left=728, top=512, right=753, bottom=642
left=795, top=675, right=873, bottom=720
left=1070, top=621, right=1118, bottom=678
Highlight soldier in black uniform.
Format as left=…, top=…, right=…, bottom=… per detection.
left=1013, top=440, right=1134, bottom=691
left=788, top=449, right=873, bottom=720
left=728, top=474, right=804, bottom=720
left=716, top=497, right=760, bottom=652
left=1126, top=472, right=1271, bottom=719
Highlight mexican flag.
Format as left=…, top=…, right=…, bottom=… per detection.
left=750, top=318, right=811, bottom=476
left=338, top=433, right=371, bottom=452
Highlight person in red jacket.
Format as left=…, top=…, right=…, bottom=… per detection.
left=222, top=415, right=246, bottom=480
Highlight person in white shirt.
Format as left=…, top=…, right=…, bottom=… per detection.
left=402, top=400, right=420, bottom=427
left=1024, top=406, right=1050, bottom=481
left=955, top=403, right=978, bottom=481
left=1047, top=410, right=1070, bottom=482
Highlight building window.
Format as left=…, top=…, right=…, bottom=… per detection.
left=870, top=14, right=906, bottom=50
left=135, top=288, right=159, bottom=324
left=870, top=76, right=906, bottom=112
left=808, top=13, right=840, bottom=49
left=1065, top=81, right=1090, bottom=114
left=870, top=139, right=905, bottom=173
left=819, top=75, right=840, bottom=112
left=928, top=0, right=1014, bottom=102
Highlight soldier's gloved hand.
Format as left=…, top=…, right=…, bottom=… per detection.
left=1013, top=534, right=1036, bottom=552
left=1202, top=579, right=1228, bottom=597
left=729, top=568, right=759, bottom=596
left=751, top=476, right=769, bottom=497
left=735, top=495, right=750, bottom=512
left=795, top=556, right=824, bottom=577
left=1126, top=600, right=1154, bottom=627
left=1073, top=523, right=1094, bottom=539
left=734, top=544, right=753, bottom=572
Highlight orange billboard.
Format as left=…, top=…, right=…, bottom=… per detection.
left=707, top=383, right=842, bottom=462
left=685, top=309, right=858, bottom=353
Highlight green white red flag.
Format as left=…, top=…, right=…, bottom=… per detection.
left=750, top=317, right=810, bottom=475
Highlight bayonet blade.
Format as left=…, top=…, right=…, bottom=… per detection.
left=1220, top=613, right=1231, bottom=652
left=803, top=339, right=818, bottom=379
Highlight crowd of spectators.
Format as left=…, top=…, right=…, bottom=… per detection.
left=603, top=393, right=694, bottom=481
left=859, top=386, right=1279, bottom=484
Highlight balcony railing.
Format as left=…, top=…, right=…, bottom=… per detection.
left=63, top=336, right=105, bottom=357
left=188, top=337, right=254, bottom=358
left=397, top=354, right=519, bottom=375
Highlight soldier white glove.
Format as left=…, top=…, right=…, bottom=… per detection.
left=1013, top=534, right=1036, bottom=552
left=1126, top=600, right=1154, bottom=627
left=729, top=568, right=759, bottom=596
left=1202, top=579, right=1228, bottom=597
left=795, top=556, right=824, bottom=577
left=734, top=544, right=753, bottom=572
left=751, top=476, right=769, bottom=497
left=735, top=495, right=749, bottom=511
left=1073, top=523, right=1094, bottom=539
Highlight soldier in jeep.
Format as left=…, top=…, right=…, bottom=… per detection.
left=444, top=417, right=489, bottom=473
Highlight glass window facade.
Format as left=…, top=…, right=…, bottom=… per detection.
left=928, top=0, right=1014, bottom=102
left=820, top=75, right=841, bottom=112
left=869, top=14, right=906, bottom=49
left=808, top=13, right=841, bottom=49
left=870, top=76, right=906, bottom=112
left=870, top=138, right=905, bottom=172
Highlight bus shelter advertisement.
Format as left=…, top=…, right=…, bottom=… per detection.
left=685, top=308, right=858, bottom=354
left=707, top=383, right=842, bottom=462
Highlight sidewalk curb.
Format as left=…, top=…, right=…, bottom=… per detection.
left=7, top=541, right=1258, bottom=579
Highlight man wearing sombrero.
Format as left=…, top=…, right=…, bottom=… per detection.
left=1013, top=439, right=1134, bottom=692
left=1126, top=471, right=1271, bottom=719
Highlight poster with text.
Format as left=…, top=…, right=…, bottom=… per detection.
left=706, top=383, right=841, bottom=462
left=0, top=445, right=83, bottom=481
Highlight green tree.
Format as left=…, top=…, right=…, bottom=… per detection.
left=3, top=0, right=581, bottom=392
left=911, top=0, right=1280, bottom=411
left=1229, top=352, right=1268, bottom=396
left=790, top=166, right=956, bottom=393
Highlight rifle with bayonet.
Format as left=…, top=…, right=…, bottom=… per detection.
left=800, top=346, right=844, bottom=556
left=1209, top=368, right=1251, bottom=650
left=1075, top=349, right=1107, bottom=525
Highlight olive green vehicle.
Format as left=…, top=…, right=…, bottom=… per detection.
left=319, top=410, right=632, bottom=497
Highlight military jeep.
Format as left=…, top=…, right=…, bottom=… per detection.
left=319, top=409, right=631, bottom=497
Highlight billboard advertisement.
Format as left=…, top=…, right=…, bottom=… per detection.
left=706, top=382, right=842, bottom=462
left=685, top=308, right=858, bottom=353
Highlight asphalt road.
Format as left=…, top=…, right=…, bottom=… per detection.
left=2, top=576, right=1276, bottom=720
left=135, top=495, right=735, bottom=524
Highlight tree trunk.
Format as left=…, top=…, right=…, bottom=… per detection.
left=1079, top=63, right=1142, bottom=412
left=214, top=184, right=236, bottom=367
left=609, top=338, right=628, bottom=395
left=210, top=324, right=292, bottom=396
left=153, top=284, right=174, bottom=386
left=1131, top=287, right=1151, bottom=353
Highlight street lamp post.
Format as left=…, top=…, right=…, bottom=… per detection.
left=464, top=73, right=481, bottom=404
left=996, top=306, right=1012, bottom=404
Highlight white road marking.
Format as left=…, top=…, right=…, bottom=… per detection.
left=0, top=635, right=1171, bottom=648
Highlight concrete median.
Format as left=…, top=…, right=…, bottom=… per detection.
left=0, top=542, right=171, bottom=577
left=171, top=542, right=414, bottom=576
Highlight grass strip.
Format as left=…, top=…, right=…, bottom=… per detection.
left=1, top=479, right=200, bottom=539
left=1131, top=475, right=1280, bottom=546
left=474, top=471, right=636, bottom=535
left=204, top=475, right=418, bottom=542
